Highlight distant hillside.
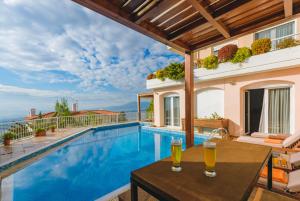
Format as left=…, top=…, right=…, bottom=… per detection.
left=104, top=101, right=150, bottom=112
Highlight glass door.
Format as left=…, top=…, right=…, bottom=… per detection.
left=164, top=97, right=171, bottom=126
left=173, top=96, right=180, bottom=126
left=164, top=96, right=180, bottom=127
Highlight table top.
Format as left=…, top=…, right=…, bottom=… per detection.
left=131, top=140, right=272, bottom=201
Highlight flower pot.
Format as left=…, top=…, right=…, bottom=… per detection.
left=4, top=138, right=11, bottom=146
left=51, top=127, right=55, bottom=133
left=35, top=130, right=46, bottom=137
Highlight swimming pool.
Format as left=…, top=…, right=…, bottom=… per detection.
left=1, top=123, right=207, bottom=201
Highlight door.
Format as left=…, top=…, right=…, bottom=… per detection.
left=164, top=96, right=180, bottom=127
left=244, top=89, right=264, bottom=134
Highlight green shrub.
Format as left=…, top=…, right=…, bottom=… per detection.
left=251, top=38, right=271, bottom=55
left=218, top=44, right=238, bottom=63
left=164, top=62, right=184, bottom=80
left=2, top=132, right=14, bottom=140
left=231, top=47, right=252, bottom=63
left=196, top=59, right=203, bottom=68
left=276, top=38, right=299, bottom=49
left=156, top=69, right=166, bottom=81
left=203, top=55, right=218, bottom=69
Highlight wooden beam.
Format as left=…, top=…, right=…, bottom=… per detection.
left=284, top=0, right=293, bottom=17
left=184, top=51, right=194, bottom=148
left=186, top=0, right=230, bottom=38
left=134, top=0, right=166, bottom=24
left=168, top=0, right=256, bottom=41
left=190, top=10, right=300, bottom=51
left=72, top=0, right=190, bottom=52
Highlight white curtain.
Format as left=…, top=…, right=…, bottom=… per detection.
left=268, top=88, right=290, bottom=134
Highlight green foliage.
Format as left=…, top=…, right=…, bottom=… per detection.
left=251, top=38, right=271, bottom=55
left=2, top=132, right=14, bottom=140
left=156, top=69, right=166, bottom=81
left=154, top=62, right=184, bottom=81
left=146, top=100, right=154, bottom=119
left=231, top=47, right=252, bottom=63
left=38, top=111, right=43, bottom=119
left=203, top=55, right=218, bottom=69
left=55, top=98, right=71, bottom=116
left=218, top=44, right=238, bottom=63
left=209, top=112, right=223, bottom=120
left=164, top=63, right=185, bottom=80
left=196, top=59, right=203, bottom=68
left=276, top=38, right=299, bottom=49
left=118, top=111, right=127, bottom=122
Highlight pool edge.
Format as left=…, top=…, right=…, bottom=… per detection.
left=0, top=122, right=140, bottom=173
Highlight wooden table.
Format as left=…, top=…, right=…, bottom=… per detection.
left=131, top=140, right=272, bottom=201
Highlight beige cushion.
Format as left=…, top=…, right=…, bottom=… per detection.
left=282, top=131, right=300, bottom=148
left=287, top=169, right=300, bottom=192
left=236, top=136, right=282, bottom=148
left=290, top=152, right=300, bottom=167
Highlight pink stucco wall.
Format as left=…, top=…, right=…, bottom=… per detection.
left=153, top=67, right=300, bottom=136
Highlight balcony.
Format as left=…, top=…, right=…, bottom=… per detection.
left=147, top=45, right=300, bottom=89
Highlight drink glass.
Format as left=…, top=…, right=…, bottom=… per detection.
left=203, top=141, right=217, bottom=177
left=171, top=139, right=182, bottom=172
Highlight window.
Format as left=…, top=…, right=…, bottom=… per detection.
left=255, top=21, right=295, bottom=50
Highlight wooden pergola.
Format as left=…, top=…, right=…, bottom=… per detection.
left=73, top=0, right=300, bottom=147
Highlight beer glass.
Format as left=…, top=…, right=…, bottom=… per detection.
left=203, top=141, right=217, bottom=177
left=171, top=139, right=182, bottom=172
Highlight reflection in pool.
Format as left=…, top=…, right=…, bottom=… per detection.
left=1, top=125, right=207, bottom=201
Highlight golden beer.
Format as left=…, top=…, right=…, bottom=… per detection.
left=171, top=139, right=182, bottom=172
left=203, top=141, right=217, bottom=177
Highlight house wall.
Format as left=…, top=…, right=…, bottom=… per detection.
left=192, top=18, right=300, bottom=64
left=153, top=66, right=300, bottom=136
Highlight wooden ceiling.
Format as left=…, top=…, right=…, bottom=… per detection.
left=73, top=0, right=300, bottom=52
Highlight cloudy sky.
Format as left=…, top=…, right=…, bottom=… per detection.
left=0, top=0, right=182, bottom=119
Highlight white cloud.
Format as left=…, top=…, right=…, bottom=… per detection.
left=0, top=0, right=182, bottom=118
left=0, top=0, right=182, bottom=92
left=0, top=84, right=71, bottom=97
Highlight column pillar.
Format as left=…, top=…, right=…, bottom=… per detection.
left=137, top=95, right=141, bottom=121
left=185, top=51, right=194, bottom=148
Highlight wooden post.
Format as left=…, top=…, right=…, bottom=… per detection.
left=185, top=51, right=194, bottom=148
left=137, top=95, right=141, bottom=121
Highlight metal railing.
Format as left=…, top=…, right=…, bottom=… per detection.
left=0, top=111, right=143, bottom=142
left=270, top=33, right=300, bottom=51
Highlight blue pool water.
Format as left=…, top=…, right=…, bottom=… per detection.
left=2, top=124, right=207, bottom=201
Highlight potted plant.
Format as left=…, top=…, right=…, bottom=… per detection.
left=2, top=132, right=14, bottom=146
left=35, top=128, right=46, bottom=137
left=50, top=125, right=56, bottom=133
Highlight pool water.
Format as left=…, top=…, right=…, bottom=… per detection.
left=1, top=124, right=207, bottom=201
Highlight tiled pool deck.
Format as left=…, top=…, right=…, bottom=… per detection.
left=0, top=127, right=91, bottom=172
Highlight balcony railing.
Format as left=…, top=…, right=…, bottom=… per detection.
left=0, top=111, right=149, bottom=143
left=270, top=33, right=300, bottom=51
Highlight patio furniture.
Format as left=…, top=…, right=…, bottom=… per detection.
left=258, top=169, right=300, bottom=197
left=130, top=140, right=272, bottom=201
left=181, top=118, right=229, bottom=133
left=236, top=131, right=300, bottom=151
